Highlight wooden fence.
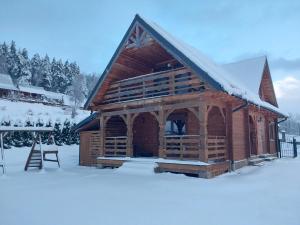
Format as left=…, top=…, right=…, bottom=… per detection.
left=79, top=131, right=101, bottom=165
left=207, top=136, right=227, bottom=161
left=103, top=68, right=205, bottom=104
left=164, top=135, right=201, bottom=160
left=104, top=136, right=127, bottom=157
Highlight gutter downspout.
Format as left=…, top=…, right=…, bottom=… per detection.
left=275, top=117, right=288, bottom=157
left=229, top=100, right=249, bottom=171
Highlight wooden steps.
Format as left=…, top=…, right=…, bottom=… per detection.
left=248, top=154, right=278, bottom=166
left=25, top=150, right=42, bottom=170
left=248, top=158, right=264, bottom=166
left=24, top=134, right=60, bottom=171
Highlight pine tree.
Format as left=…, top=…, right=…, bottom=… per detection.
left=85, top=73, right=99, bottom=97
left=12, top=119, right=23, bottom=147
left=23, top=118, right=34, bottom=147
left=17, top=48, right=32, bottom=86
left=31, top=53, right=42, bottom=86
left=0, top=42, right=9, bottom=73
left=53, top=120, right=62, bottom=146
left=1, top=119, right=12, bottom=148
left=64, top=60, right=72, bottom=87
left=40, top=55, right=52, bottom=90
left=44, top=119, right=53, bottom=144
left=7, top=41, right=20, bottom=83
left=51, top=58, right=69, bottom=93
left=70, top=122, right=79, bottom=145
left=61, top=119, right=71, bottom=145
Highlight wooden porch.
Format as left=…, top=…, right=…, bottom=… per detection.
left=96, top=157, right=230, bottom=179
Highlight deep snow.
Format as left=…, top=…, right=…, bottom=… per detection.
left=0, top=99, right=89, bottom=125
left=1, top=146, right=300, bottom=225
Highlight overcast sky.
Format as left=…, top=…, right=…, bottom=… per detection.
left=0, top=0, right=300, bottom=113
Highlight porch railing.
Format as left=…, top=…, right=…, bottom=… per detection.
left=164, top=135, right=201, bottom=160
left=207, top=135, right=227, bottom=161
left=103, top=68, right=205, bottom=104
left=104, top=136, right=127, bottom=157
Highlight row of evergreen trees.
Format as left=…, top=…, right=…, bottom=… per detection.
left=1, top=119, right=79, bottom=148
left=0, top=41, right=81, bottom=94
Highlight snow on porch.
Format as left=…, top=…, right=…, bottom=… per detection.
left=97, top=156, right=210, bottom=166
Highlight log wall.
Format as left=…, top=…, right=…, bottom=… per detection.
left=232, top=110, right=247, bottom=160
left=79, top=131, right=101, bottom=166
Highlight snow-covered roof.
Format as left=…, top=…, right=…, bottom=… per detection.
left=18, top=85, right=46, bottom=95
left=222, top=56, right=267, bottom=97
left=0, top=73, right=18, bottom=91
left=0, top=126, right=53, bottom=132
left=18, top=85, right=71, bottom=103
left=84, top=14, right=286, bottom=117
left=139, top=16, right=285, bottom=116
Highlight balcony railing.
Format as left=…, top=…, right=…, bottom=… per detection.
left=104, top=136, right=127, bottom=157
left=164, top=135, right=201, bottom=160
left=103, top=68, right=205, bottom=104
left=207, top=136, right=227, bottom=161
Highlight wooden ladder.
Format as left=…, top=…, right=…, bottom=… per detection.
left=24, top=136, right=42, bottom=171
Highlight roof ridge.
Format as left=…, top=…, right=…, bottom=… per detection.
left=223, top=55, right=266, bottom=66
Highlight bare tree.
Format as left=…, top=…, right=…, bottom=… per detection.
left=67, top=73, right=87, bottom=118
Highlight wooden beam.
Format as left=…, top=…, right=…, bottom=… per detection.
left=101, top=99, right=201, bottom=117
left=225, top=103, right=233, bottom=165
left=198, top=103, right=207, bottom=162
left=126, top=113, right=133, bottom=157
left=158, top=106, right=166, bottom=158
left=99, top=115, right=105, bottom=157
left=113, top=63, right=144, bottom=76
left=244, top=107, right=251, bottom=158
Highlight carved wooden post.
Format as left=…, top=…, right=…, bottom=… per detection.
left=126, top=113, right=133, bottom=157
left=264, top=115, right=270, bottom=154
left=99, top=115, right=105, bottom=157
left=198, top=103, right=207, bottom=162
left=158, top=107, right=166, bottom=158
left=226, top=103, right=233, bottom=163
left=244, top=107, right=251, bottom=158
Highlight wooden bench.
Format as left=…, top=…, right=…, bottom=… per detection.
left=43, top=150, right=60, bottom=167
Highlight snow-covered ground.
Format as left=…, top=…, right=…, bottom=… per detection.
left=1, top=146, right=300, bottom=225
left=0, top=99, right=89, bottom=125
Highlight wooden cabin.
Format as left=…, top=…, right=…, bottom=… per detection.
left=0, top=73, right=18, bottom=98
left=76, top=14, right=286, bottom=178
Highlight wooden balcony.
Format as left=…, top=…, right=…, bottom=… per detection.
left=103, top=68, right=205, bottom=104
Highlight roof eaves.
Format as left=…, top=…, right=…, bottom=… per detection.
left=73, top=112, right=100, bottom=132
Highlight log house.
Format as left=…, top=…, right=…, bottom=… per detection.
left=75, top=15, right=286, bottom=178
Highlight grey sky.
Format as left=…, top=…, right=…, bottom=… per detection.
left=1, top=0, right=300, bottom=112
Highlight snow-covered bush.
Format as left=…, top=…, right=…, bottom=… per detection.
left=0, top=118, right=79, bottom=148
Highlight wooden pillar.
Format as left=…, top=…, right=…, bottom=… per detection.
left=198, top=103, right=207, bottom=162
left=126, top=113, right=133, bottom=157
left=225, top=103, right=233, bottom=162
left=99, top=115, right=105, bottom=157
left=244, top=107, right=251, bottom=158
left=158, top=107, right=165, bottom=158
left=265, top=116, right=270, bottom=154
